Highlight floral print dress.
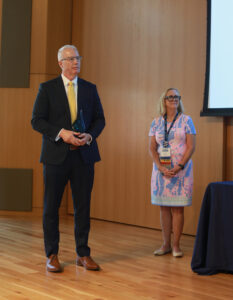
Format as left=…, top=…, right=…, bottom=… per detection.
left=149, top=114, right=196, bottom=206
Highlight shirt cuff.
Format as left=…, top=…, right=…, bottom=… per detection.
left=86, top=134, right=92, bottom=146
left=55, top=129, right=63, bottom=141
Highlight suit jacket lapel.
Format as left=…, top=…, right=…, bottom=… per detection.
left=77, top=77, right=85, bottom=113
left=56, top=76, right=72, bottom=124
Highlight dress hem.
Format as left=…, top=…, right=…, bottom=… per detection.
left=151, top=196, right=192, bottom=207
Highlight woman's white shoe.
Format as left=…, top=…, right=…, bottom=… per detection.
left=154, top=248, right=172, bottom=256
left=172, top=250, right=183, bottom=257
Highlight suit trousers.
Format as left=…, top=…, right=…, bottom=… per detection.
left=43, top=148, right=94, bottom=258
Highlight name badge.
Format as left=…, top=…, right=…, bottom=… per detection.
left=160, top=147, right=171, bottom=169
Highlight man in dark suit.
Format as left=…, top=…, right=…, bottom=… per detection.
left=31, top=45, right=105, bottom=272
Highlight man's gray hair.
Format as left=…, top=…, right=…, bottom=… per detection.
left=57, top=45, right=78, bottom=61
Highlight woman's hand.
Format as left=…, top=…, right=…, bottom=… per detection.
left=170, top=165, right=182, bottom=175
left=159, top=164, right=183, bottom=178
left=159, top=166, right=176, bottom=178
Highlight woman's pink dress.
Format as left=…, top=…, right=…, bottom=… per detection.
left=149, top=114, right=196, bottom=206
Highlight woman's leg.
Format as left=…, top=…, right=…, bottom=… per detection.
left=171, top=207, right=184, bottom=253
left=160, top=206, right=172, bottom=250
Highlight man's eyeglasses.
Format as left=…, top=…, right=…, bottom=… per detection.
left=164, top=95, right=181, bottom=102
left=61, top=56, right=83, bottom=62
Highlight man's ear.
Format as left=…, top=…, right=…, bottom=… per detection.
left=58, top=61, right=63, bottom=69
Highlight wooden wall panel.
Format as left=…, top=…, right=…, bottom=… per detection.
left=0, top=0, right=72, bottom=215
left=30, top=0, right=73, bottom=77
left=0, top=0, right=227, bottom=232
left=226, top=118, right=233, bottom=180
left=0, top=0, right=2, bottom=56
left=30, top=0, right=48, bottom=75
left=70, top=0, right=224, bottom=234
left=0, top=0, right=32, bottom=87
left=46, top=0, right=73, bottom=75
left=0, top=87, right=42, bottom=211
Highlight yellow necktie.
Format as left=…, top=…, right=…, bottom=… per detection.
left=67, top=82, right=77, bottom=123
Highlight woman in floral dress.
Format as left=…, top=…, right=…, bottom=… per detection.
left=149, top=88, right=196, bottom=257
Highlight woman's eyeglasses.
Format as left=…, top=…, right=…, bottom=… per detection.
left=164, top=95, right=181, bottom=102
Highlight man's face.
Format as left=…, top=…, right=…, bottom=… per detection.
left=58, top=47, right=81, bottom=80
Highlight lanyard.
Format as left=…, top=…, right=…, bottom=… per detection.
left=164, top=112, right=179, bottom=146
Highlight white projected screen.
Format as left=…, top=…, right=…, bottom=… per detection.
left=208, top=0, right=233, bottom=109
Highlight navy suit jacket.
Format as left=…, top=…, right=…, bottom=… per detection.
left=31, top=76, right=105, bottom=165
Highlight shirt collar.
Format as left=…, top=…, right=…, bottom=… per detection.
left=61, top=74, right=78, bottom=86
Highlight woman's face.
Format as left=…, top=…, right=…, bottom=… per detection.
left=164, top=89, right=180, bottom=111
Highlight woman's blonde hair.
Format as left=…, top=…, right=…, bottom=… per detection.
left=158, top=88, right=184, bottom=116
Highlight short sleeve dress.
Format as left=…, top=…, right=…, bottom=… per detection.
left=149, top=113, right=196, bottom=207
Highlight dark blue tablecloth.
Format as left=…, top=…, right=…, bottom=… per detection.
left=191, top=181, right=233, bottom=275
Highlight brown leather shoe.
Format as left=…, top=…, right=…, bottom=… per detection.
left=46, top=254, right=62, bottom=272
left=76, top=256, right=100, bottom=271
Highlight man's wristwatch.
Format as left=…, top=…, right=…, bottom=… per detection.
left=178, top=163, right=184, bottom=170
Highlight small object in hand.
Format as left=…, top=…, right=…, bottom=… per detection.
left=73, top=133, right=82, bottom=139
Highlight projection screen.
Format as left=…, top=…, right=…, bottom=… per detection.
left=201, top=0, right=233, bottom=116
